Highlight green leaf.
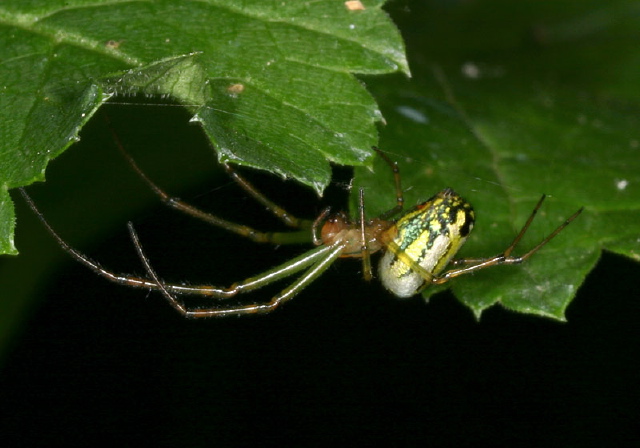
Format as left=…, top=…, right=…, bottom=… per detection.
left=354, top=0, right=640, bottom=320
left=0, top=0, right=407, bottom=254
left=2, top=0, right=640, bottom=363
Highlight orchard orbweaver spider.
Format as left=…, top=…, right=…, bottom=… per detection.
left=21, top=140, right=583, bottom=317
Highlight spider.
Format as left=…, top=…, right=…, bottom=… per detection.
left=20, top=140, right=583, bottom=317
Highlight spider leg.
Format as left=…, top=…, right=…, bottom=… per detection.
left=196, top=242, right=344, bottom=317
left=20, top=188, right=158, bottom=289
left=128, top=220, right=346, bottom=317
left=311, top=207, right=332, bottom=245
left=357, top=188, right=373, bottom=281
left=221, top=163, right=305, bottom=229
left=127, top=221, right=186, bottom=315
left=383, top=238, right=437, bottom=284
left=353, top=147, right=406, bottom=280
left=373, top=146, right=405, bottom=220
left=508, top=203, right=584, bottom=261
left=434, top=199, right=584, bottom=284
left=21, top=188, right=341, bottom=308
left=105, top=114, right=313, bottom=244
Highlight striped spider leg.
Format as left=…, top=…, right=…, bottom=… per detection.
left=20, top=145, right=404, bottom=317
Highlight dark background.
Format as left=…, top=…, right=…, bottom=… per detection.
left=2, top=1, right=640, bottom=446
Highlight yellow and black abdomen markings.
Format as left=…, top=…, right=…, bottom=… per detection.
left=379, top=188, right=475, bottom=298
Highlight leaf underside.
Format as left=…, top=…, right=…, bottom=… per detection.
left=0, top=0, right=408, bottom=253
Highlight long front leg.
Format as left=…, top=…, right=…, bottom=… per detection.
left=21, top=188, right=341, bottom=303
left=128, top=221, right=346, bottom=317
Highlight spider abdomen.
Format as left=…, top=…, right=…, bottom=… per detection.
left=379, top=188, right=475, bottom=298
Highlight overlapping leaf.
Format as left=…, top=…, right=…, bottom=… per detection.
left=354, top=0, right=640, bottom=320
left=0, top=0, right=408, bottom=254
